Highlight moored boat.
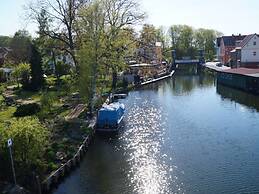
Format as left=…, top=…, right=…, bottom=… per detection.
left=96, top=102, right=125, bottom=132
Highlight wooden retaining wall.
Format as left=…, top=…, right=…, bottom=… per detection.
left=41, top=128, right=95, bottom=194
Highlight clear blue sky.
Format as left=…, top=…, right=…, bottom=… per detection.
left=0, top=0, right=258, bottom=36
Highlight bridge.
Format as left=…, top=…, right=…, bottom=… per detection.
left=170, top=49, right=205, bottom=71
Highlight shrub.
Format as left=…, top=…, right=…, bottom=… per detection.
left=12, top=63, right=31, bottom=89
left=0, top=117, right=49, bottom=169
left=14, top=103, right=41, bottom=117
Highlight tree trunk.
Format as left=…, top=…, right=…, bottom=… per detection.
left=112, top=69, right=117, bottom=91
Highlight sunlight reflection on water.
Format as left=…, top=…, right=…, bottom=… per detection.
left=120, top=98, right=183, bottom=194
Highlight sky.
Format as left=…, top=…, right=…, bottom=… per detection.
left=0, top=0, right=259, bottom=36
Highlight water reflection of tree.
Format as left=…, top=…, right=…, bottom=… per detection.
left=217, top=84, right=259, bottom=112
left=136, top=72, right=215, bottom=95
left=168, top=73, right=215, bottom=94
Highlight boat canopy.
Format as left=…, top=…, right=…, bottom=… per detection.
left=96, top=102, right=125, bottom=128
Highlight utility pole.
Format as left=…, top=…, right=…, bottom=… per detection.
left=7, top=139, right=17, bottom=186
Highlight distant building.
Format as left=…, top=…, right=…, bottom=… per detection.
left=230, top=34, right=259, bottom=68
left=217, top=34, right=246, bottom=65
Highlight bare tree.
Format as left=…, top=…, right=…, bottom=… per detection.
left=27, top=0, right=88, bottom=70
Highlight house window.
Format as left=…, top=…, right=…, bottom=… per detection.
left=253, top=51, right=256, bottom=56
left=254, top=41, right=256, bottom=46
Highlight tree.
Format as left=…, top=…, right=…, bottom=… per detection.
left=9, top=30, right=32, bottom=64
left=168, top=25, right=222, bottom=60
left=138, top=24, right=157, bottom=63
left=30, top=43, right=44, bottom=90
left=78, top=0, right=105, bottom=114
left=194, top=28, right=222, bottom=60
left=12, top=63, right=30, bottom=88
left=27, top=0, right=89, bottom=71
left=103, top=0, right=145, bottom=89
left=0, top=36, right=12, bottom=47
left=0, top=117, right=49, bottom=171
left=78, top=0, right=144, bottom=111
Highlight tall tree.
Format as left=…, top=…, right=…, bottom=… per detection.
left=30, top=43, right=44, bottom=90
left=78, top=0, right=105, bottom=114
left=103, top=0, right=145, bottom=89
left=27, top=0, right=88, bottom=70
left=9, top=30, right=32, bottom=64
left=138, top=24, right=157, bottom=63
left=194, top=28, right=222, bottom=60
left=78, top=0, right=144, bottom=112
left=0, top=36, right=12, bottom=47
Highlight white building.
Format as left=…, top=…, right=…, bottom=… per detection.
left=231, top=34, right=259, bottom=68
left=240, top=34, right=259, bottom=63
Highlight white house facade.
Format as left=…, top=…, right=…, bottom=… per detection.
left=241, top=34, right=259, bottom=63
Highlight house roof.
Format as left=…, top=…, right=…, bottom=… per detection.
left=237, top=34, right=259, bottom=48
left=221, top=35, right=246, bottom=47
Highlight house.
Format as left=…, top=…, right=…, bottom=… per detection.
left=230, top=34, right=259, bottom=68
left=217, top=34, right=246, bottom=65
left=0, top=47, right=11, bottom=65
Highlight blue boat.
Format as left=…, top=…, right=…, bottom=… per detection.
left=96, top=102, right=125, bottom=132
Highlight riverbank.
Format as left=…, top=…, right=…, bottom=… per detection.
left=52, top=73, right=259, bottom=194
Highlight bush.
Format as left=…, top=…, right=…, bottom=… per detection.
left=14, top=103, right=41, bottom=117
left=0, top=117, right=49, bottom=170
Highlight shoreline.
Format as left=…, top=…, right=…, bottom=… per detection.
left=41, top=70, right=176, bottom=194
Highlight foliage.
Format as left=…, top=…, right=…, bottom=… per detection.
left=77, top=0, right=144, bottom=110
left=138, top=24, right=158, bottom=63
left=55, top=61, right=71, bottom=78
left=14, top=103, right=41, bottom=117
left=77, top=0, right=105, bottom=111
left=0, top=35, right=12, bottom=47
left=40, top=92, right=56, bottom=111
left=9, top=30, right=32, bottom=64
left=29, top=43, right=44, bottom=90
left=0, top=117, right=49, bottom=169
left=12, top=63, right=31, bottom=88
left=168, top=25, right=222, bottom=60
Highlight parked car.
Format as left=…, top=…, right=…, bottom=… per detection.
left=215, top=62, right=222, bottom=67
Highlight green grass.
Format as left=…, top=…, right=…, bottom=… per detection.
left=14, top=90, right=42, bottom=102
left=0, top=106, right=16, bottom=129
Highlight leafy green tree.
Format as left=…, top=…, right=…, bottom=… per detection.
left=0, top=117, right=49, bottom=170
left=9, top=30, right=32, bottom=64
left=168, top=25, right=222, bottom=60
left=103, top=0, right=144, bottom=90
left=0, top=36, right=12, bottom=47
left=12, top=63, right=31, bottom=89
left=194, top=28, right=222, bottom=60
left=77, top=0, right=144, bottom=114
left=78, top=0, right=105, bottom=114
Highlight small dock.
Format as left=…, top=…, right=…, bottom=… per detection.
left=140, top=70, right=175, bottom=86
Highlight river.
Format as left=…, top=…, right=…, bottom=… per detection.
left=53, top=71, right=259, bottom=194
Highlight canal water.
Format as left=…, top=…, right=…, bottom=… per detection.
left=53, top=72, right=259, bottom=194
